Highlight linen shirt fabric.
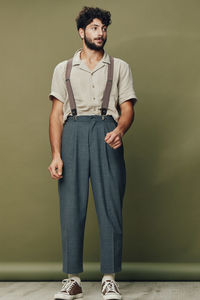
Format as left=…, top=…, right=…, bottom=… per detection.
left=49, top=48, right=138, bottom=124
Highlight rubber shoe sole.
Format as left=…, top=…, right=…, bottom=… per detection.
left=54, top=292, right=83, bottom=299
left=101, top=293, right=122, bottom=300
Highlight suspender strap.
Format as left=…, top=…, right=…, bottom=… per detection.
left=100, top=55, right=114, bottom=116
left=65, top=55, right=114, bottom=117
left=65, top=58, right=77, bottom=116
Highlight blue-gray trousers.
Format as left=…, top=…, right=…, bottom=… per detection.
left=58, top=115, right=126, bottom=274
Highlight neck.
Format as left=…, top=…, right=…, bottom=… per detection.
left=80, top=47, right=104, bottom=62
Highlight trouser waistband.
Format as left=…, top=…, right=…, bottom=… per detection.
left=65, top=114, right=116, bottom=123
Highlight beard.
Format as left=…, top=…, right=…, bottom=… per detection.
left=83, top=33, right=107, bottom=50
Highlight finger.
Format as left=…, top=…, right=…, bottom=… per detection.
left=107, top=136, right=121, bottom=146
left=105, top=135, right=116, bottom=143
left=48, top=165, right=62, bottom=179
left=113, top=142, right=122, bottom=149
left=52, top=167, right=61, bottom=179
left=105, top=133, right=111, bottom=140
left=52, top=167, right=63, bottom=179
left=111, top=140, right=122, bottom=148
left=48, top=168, right=58, bottom=179
left=57, top=165, right=63, bottom=176
left=52, top=173, right=62, bottom=179
left=106, top=140, right=116, bottom=147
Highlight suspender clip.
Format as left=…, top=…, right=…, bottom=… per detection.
left=101, top=108, right=107, bottom=115
left=71, top=108, right=77, bottom=120
left=72, top=108, right=77, bottom=115
left=101, top=108, right=107, bottom=120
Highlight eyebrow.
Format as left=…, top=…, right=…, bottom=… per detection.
left=90, top=23, right=106, bottom=27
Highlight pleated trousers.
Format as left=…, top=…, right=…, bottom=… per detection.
left=58, top=114, right=126, bottom=274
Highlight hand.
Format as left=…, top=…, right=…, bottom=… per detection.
left=48, top=156, right=63, bottom=179
left=104, top=129, right=123, bottom=149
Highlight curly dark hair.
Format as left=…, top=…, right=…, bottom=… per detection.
left=75, top=6, right=112, bottom=31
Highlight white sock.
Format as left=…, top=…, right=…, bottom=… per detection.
left=68, top=273, right=81, bottom=284
left=102, top=273, right=115, bottom=283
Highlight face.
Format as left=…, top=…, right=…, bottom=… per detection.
left=79, top=18, right=107, bottom=50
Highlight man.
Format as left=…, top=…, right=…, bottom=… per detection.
left=48, top=6, right=138, bottom=300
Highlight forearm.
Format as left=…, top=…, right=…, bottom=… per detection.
left=49, top=114, right=63, bottom=159
left=114, top=106, right=135, bottom=138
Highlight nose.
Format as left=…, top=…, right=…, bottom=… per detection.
left=97, top=27, right=104, bottom=36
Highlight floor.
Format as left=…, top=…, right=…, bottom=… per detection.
left=1, top=281, right=200, bottom=299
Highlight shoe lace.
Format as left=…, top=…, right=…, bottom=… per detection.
left=61, top=278, right=78, bottom=292
left=102, top=280, right=120, bottom=294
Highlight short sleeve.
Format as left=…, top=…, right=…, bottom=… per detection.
left=48, top=62, right=67, bottom=103
left=118, top=61, right=138, bottom=106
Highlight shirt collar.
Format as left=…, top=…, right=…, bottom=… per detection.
left=72, top=48, right=110, bottom=66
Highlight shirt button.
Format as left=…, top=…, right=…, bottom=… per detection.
left=92, top=85, right=95, bottom=88
left=93, top=97, right=95, bottom=100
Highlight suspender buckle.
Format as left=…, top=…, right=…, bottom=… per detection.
left=101, top=115, right=105, bottom=120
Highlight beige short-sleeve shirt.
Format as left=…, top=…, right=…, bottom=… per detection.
left=49, top=48, right=138, bottom=124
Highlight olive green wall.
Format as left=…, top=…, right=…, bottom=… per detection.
left=0, top=0, right=200, bottom=280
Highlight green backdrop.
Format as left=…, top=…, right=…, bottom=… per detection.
left=0, top=0, right=200, bottom=280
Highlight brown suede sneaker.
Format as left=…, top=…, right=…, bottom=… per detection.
left=101, top=279, right=122, bottom=299
left=54, top=278, right=83, bottom=299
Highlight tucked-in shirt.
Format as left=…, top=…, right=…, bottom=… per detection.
left=49, top=48, right=138, bottom=124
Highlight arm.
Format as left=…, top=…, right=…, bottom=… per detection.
left=104, top=99, right=135, bottom=149
left=116, top=99, right=135, bottom=137
left=48, top=98, right=64, bottom=179
left=104, top=59, right=138, bottom=149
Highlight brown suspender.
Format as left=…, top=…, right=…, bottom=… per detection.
left=65, top=59, right=77, bottom=117
left=65, top=55, right=114, bottom=119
